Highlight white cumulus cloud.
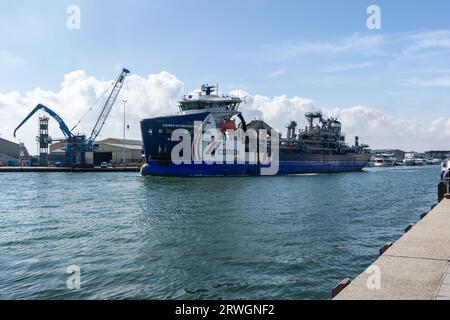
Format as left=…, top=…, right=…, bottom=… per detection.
left=235, top=94, right=450, bottom=152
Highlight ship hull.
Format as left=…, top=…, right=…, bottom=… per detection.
left=141, top=158, right=369, bottom=177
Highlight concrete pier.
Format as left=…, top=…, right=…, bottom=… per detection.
left=334, top=196, right=450, bottom=300
left=0, top=167, right=140, bottom=173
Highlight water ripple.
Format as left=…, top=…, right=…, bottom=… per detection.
left=0, top=167, right=439, bottom=299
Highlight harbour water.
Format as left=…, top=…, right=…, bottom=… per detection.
left=0, top=166, right=439, bottom=300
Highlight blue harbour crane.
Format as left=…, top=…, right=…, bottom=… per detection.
left=14, top=68, right=130, bottom=167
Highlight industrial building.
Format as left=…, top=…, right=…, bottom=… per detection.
left=50, top=138, right=143, bottom=166
left=0, top=137, right=20, bottom=166
left=95, top=138, right=143, bottom=165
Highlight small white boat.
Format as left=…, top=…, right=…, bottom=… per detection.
left=415, top=158, right=426, bottom=166
left=426, top=158, right=441, bottom=165
left=403, top=152, right=425, bottom=166
left=371, top=153, right=397, bottom=167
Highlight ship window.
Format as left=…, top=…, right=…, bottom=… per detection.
left=179, top=101, right=241, bottom=111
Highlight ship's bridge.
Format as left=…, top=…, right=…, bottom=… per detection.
left=178, top=84, right=243, bottom=115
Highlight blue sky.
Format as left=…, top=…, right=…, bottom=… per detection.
left=2, top=0, right=450, bottom=150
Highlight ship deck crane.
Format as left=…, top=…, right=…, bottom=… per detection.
left=13, top=68, right=130, bottom=167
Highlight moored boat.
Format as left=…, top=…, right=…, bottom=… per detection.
left=403, top=152, right=426, bottom=166
left=371, top=153, right=397, bottom=167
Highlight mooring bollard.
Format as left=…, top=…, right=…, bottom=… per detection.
left=405, top=223, right=414, bottom=233
left=420, top=212, right=429, bottom=220
left=438, top=181, right=447, bottom=203
left=379, top=242, right=394, bottom=256
left=332, top=278, right=351, bottom=299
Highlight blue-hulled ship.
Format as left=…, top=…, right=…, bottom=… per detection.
left=140, top=85, right=370, bottom=176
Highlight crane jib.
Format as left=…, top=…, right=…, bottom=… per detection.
left=88, top=68, right=130, bottom=144
left=13, top=104, right=73, bottom=139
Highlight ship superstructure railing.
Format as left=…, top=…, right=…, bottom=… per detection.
left=298, top=127, right=345, bottom=135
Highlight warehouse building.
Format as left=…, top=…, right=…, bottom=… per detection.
left=94, top=138, right=143, bottom=166
left=0, top=137, right=20, bottom=166
left=49, top=138, right=143, bottom=166
left=0, top=137, right=20, bottom=158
